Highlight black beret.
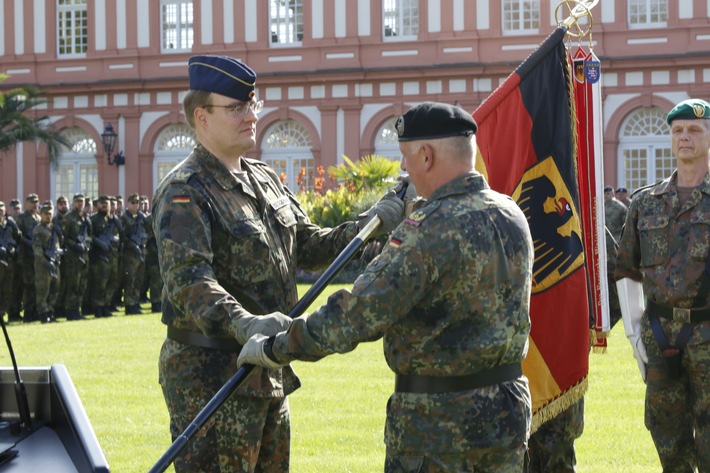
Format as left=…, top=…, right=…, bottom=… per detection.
left=395, top=102, right=477, bottom=142
left=616, top=187, right=628, bottom=193
left=98, top=195, right=110, bottom=203
left=73, top=193, right=85, bottom=201
left=603, top=186, right=613, bottom=192
left=127, top=193, right=140, bottom=203
left=25, top=193, right=39, bottom=202
left=0, top=202, right=4, bottom=209
left=666, top=99, right=710, bottom=124
left=9, top=199, right=20, bottom=206
left=188, top=55, right=256, bottom=102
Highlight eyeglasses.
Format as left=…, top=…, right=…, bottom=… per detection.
left=206, top=100, right=264, bottom=117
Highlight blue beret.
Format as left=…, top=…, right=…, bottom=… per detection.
left=188, top=55, right=256, bottom=102
left=666, top=99, right=710, bottom=124
left=396, top=102, right=477, bottom=142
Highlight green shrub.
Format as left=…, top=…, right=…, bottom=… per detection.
left=328, top=154, right=401, bottom=193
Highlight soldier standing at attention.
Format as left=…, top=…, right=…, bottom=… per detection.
left=90, top=195, right=119, bottom=318
left=53, top=195, right=69, bottom=319
left=109, top=196, right=124, bottom=311
left=152, top=54, right=404, bottom=472
left=0, top=202, right=21, bottom=323
left=121, top=193, right=147, bottom=315
left=144, top=212, right=163, bottom=313
left=61, top=194, right=91, bottom=321
left=239, top=102, right=534, bottom=473
left=16, top=194, right=41, bottom=322
left=7, top=199, right=23, bottom=322
left=33, top=202, right=61, bottom=324
left=604, top=185, right=628, bottom=243
left=616, top=98, right=710, bottom=472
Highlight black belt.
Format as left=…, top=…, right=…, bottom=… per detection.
left=395, top=363, right=522, bottom=394
left=647, top=299, right=710, bottom=324
left=167, top=326, right=241, bottom=352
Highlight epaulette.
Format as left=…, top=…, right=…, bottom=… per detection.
left=630, top=180, right=661, bottom=199
left=403, top=204, right=438, bottom=227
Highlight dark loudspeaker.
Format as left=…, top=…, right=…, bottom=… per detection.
left=0, top=364, right=109, bottom=472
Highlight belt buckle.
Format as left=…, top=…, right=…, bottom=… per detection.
left=672, top=307, right=691, bottom=324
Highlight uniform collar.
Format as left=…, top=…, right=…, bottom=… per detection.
left=651, top=170, right=710, bottom=196
left=427, top=171, right=489, bottom=202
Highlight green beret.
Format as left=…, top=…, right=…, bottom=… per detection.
left=666, top=99, right=710, bottom=124
left=40, top=203, right=54, bottom=214
left=73, top=193, right=85, bottom=201
left=98, top=195, right=110, bottom=203
left=396, top=102, right=477, bottom=142
left=25, top=193, right=39, bottom=202
left=127, top=193, right=140, bottom=203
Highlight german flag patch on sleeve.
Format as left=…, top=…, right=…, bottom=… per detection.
left=172, top=195, right=191, bottom=204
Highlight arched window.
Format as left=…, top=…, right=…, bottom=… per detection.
left=618, top=107, right=672, bottom=192
left=374, top=117, right=401, bottom=161
left=52, top=127, right=98, bottom=200
left=261, top=120, right=313, bottom=192
left=153, top=124, right=196, bottom=190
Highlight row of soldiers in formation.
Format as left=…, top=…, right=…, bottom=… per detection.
left=0, top=192, right=163, bottom=324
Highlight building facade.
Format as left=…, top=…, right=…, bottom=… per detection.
left=1, top=0, right=709, bottom=204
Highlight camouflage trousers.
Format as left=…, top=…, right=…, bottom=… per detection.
left=121, top=252, right=144, bottom=306
left=526, top=399, right=584, bottom=473
left=0, top=262, right=12, bottom=315
left=62, top=254, right=88, bottom=311
left=21, top=255, right=36, bottom=314
left=90, top=255, right=113, bottom=307
left=642, top=315, right=710, bottom=473
left=385, top=444, right=526, bottom=473
left=145, top=259, right=163, bottom=303
left=34, top=259, right=59, bottom=315
left=159, top=339, right=290, bottom=473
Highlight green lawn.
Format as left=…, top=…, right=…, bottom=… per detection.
left=4, top=285, right=660, bottom=472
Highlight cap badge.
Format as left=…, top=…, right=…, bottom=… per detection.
left=395, top=116, right=405, bottom=137
left=693, top=104, right=706, bottom=118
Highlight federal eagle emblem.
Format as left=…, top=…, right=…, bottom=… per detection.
left=512, top=156, right=585, bottom=292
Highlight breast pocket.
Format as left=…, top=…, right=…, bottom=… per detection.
left=689, top=211, right=710, bottom=261
left=226, top=218, right=272, bottom=284
left=637, top=215, right=669, bottom=268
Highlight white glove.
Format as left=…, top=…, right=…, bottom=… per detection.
left=234, top=312, right=291, bottom=345
left=616, top=278, right=648, bottom=381
left=357, top=189, right=405, bottom=237
left=237, top=334, right=284, bottom=370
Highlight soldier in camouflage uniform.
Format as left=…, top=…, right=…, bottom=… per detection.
left=144, top=212, right=163, bottom=313
left=61, top=194, right=91, bottom=320
left=615, top=98, right=710, bottom=472
left=240, top=102, right=534, bottom=473
left=33, top=202, right=61, bottom=323
left=109, top=196, right=124, bottom=311
left=120, top=193, right=147, bottom=315
left=16, top=194, right=41, bottom=322
left=604, top=185, right=628, bottom=243
left=0, top=202, right=21, bottom=322
left=90, top=196, right=120, bottom=318
left=53, top=195, right=68, bottom=318
left=152, top=55, right=404, bottom=473
left=7, top=199, right=23, bottom=322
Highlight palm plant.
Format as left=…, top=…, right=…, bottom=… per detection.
left=0, top=73, right=71, bottom=166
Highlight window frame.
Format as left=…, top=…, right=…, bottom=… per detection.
left=160, top=0, right=195, bottom=53
left=382, top=0, right=419, bottom=42
left=269, top=0, right=304, bottom=47
left=57, top=0, right=89, bottom=58
left=627, top=0, right=668, bottom=29
left=501, top=0, right=540, bottom=36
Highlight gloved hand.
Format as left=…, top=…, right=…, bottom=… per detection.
left=234, top=312, right=292, bottom=344
left=357, top=189, right=405, bottom=237
left=237, top=334, right=285, bottom=370
left=617, top=278, right=648, bottom=382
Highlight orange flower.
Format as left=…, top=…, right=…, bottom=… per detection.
left=279, top=172, right=287, bottom=183
left=317, top=165, right=325, bottom=176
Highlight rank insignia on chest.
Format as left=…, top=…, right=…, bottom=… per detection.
left=404, top=211, right=426, bottom=227
left=271, top=196, right=290, bottom=211
left=172, top=195, right=191, bottom=204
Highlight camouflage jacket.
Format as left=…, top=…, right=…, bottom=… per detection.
left=616, top=170, right=710, bottom=309
left=274, top=171, right=534, bottom=452
left=61, top=208, right=91, bottom=259
left=152, top=145, right=359, bottom=396
left=604, top=197, right=628, bottom=243
left=16, top=211, right=40, bottom=257
left=32, top=222, right=60, bottom=262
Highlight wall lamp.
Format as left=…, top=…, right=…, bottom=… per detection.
left=101, top=123, right=125, bottom=166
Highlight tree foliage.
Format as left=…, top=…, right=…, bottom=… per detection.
left=0, top=75, right=71, bottom=166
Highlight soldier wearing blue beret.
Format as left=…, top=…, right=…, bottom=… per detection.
left=239, top=101, right=534, bottom=472
left=616, top=97, right=710, bottom=472
left=153, top=55, right=406, bottom=472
